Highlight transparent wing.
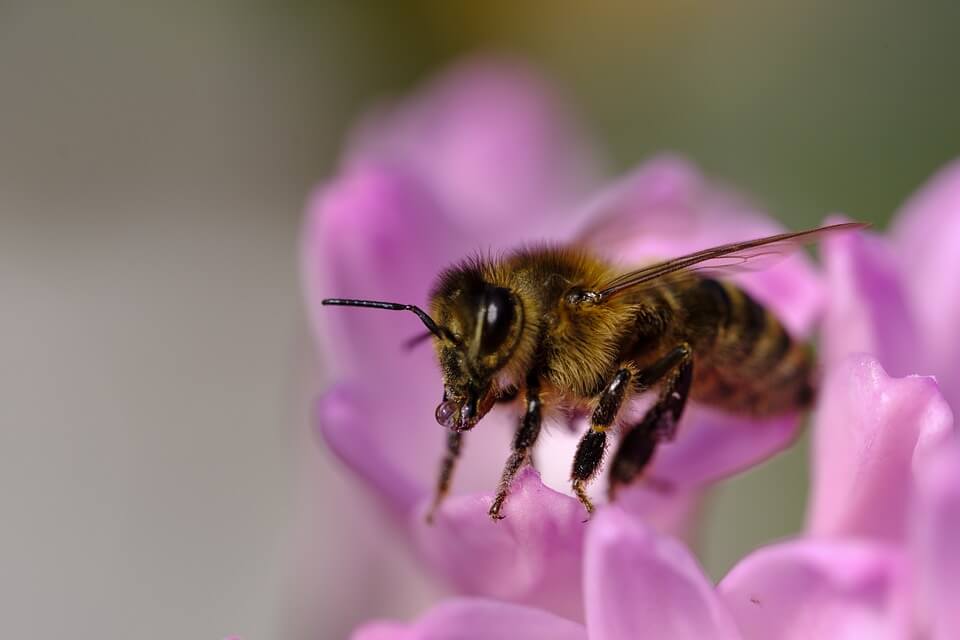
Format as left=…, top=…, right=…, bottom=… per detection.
left=593, top=222, right=868, bottom=301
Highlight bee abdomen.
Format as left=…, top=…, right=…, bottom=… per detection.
left=713, top=282, right=790, bottom=373
left=691, top=280, right=814, bottom=415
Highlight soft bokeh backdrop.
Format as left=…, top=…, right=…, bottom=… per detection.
left=3, top=2, right=958, bottom=638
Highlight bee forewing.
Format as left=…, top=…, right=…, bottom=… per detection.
left=594, top=222, right=868, bottom=300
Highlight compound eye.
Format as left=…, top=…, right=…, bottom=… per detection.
left=478, top=287, right=515, bottom=356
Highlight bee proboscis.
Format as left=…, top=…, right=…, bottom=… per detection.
left=322, top=222, right=866, bottom=521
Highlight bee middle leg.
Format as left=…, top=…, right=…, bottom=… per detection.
left=608, top=347, right=694, bottom=499
left=489, top=375, right=542, bottom=520
left=571, top=345, right=694, bottom=515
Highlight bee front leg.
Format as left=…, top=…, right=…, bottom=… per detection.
left=609, top=350, right=693, bottom=499
left=427, top=385, right=523, bottom=523
left=489, top=375, right=542, bottom=521
left=571, top=367, right=634, bottom=516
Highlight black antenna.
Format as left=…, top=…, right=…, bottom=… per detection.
left=322, top=298, right=446, bottom=340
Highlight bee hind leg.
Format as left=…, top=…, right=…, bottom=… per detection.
left=489, top=375, right=543, bottom=521
left=608, top=352, right=693, bottom=500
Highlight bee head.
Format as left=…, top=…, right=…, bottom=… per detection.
left=320, top=266, right=525, bottom=434
left=430, top=272, right=525, bottom=432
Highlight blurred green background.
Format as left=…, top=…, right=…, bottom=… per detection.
left=3, top=2, right=958, bottom=639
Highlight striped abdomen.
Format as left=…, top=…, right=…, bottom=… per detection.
left=681, top=278, right=815, bottom=417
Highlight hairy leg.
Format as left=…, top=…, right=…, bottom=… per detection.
left=425, top=385, right=525, bottom=523
left=489, top=375, right=542, bottom=520
left=571, top=367, right=633, bottom=515
left=609, top=350, right=693, bottom=499
left=426, top=430, right=464, bottom=523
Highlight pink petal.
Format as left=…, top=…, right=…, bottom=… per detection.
left=351, top=598, right=587, bottom=640
left=571, top=156, right=824, bottom=336
left=820, top=217, right=921, bottom=378
left=316, top=382, right=520, bottom=517
left=611, top=489, right=703, bottom=549
left=347, top=57, right=600, bottom=239
left=534, top=396, right=801, bottom=499
left=305, top=165, right=506, bottom=511
left=891, top=159, right=960, bottom=409
left=409, top=468, right=587, bottom=621
left=645, top=404, right=801, bottom=491
left=301, top=163, right=464, bottom=377
left=719, top=539, right=910, bottom=640
left=584, top=507, right=741, bottom=640
left=532, top=411, right=707, bottom=538
left=315, top=383, right=425, bottom=515
left=534, top=379, right=803, bottom=498
left=806, top=354, right=955, bottom=542
left=912, top=438, right=960, bottom=640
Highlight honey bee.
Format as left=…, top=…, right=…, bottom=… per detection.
left=322, top=222, right=865, bottom=521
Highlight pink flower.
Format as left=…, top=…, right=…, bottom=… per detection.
left=352, top=356, right=960, bottom=640
left=806, top=355, right=954, bottom=542
left=803, top=355, right=959, bottom=638
left=353, top=511, right=909, bottom=640
left=822, top=160, right=960, bottom=416
left=303, top=58, right=824, bottom=618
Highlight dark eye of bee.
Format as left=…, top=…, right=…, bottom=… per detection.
left=478, top=286, right=515, bottom=356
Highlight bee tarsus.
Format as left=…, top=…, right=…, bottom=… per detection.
left=571, top=426, right=609, bottom=515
